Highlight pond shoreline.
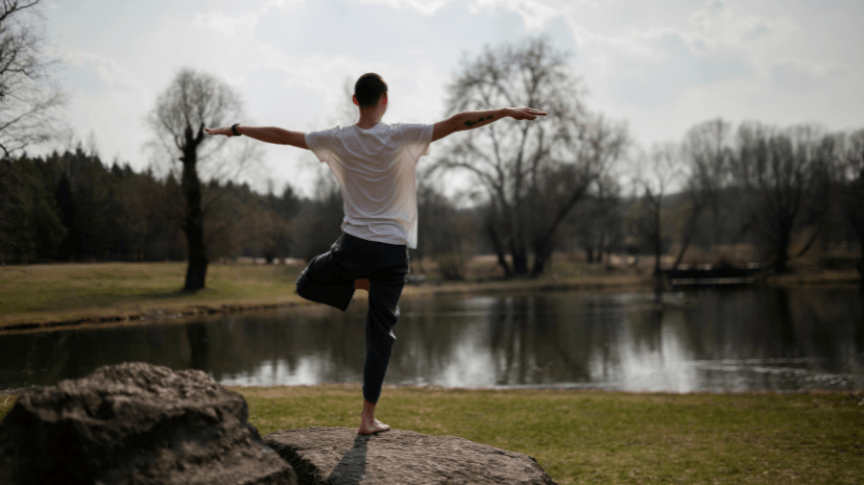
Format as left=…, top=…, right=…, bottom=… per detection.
left=1, top=265, right=859, bottom=333
left=0, top=275, right=652, bottom=333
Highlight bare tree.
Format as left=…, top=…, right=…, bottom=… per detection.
left=146, top=68, right=255, bottom=290
left=838, top=129, right=864, bottom=279
left=0, top=0, right=66, bottom=157
left=674, top=118, right=734, bottom=268
left=627, top=143, right=684, bottom=277
left=434, top=36, right=626, bottom=277
left=566, top=173, right=623, bottom=264
left=528, top=114, right=627, bottom=276
left=731, top=122, right=831, bottom=273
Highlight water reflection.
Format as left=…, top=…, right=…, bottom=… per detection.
left=0, top=287, right=862, bottom=392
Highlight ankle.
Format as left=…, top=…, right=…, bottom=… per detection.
left=361, top=399, right=376, bottom=418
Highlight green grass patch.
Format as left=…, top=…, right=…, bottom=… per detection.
left=238, top=386, right=864, bottom=485
left=0, top=262, right=306, bottom=327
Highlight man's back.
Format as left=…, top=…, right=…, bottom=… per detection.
left=305, top=122, right=433, bottom=249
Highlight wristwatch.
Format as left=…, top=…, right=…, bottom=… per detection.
left=231, top=123, right=242, bottom=136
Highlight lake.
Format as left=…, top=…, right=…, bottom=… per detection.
left=1, top=286, right=862, bottom=392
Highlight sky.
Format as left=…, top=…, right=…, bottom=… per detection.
left=41, top=0, right=864, bottom=196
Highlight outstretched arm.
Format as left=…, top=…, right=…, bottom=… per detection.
left=205, top=125, right=309, bottom=150
left=430, top=107, right=547, bottom=142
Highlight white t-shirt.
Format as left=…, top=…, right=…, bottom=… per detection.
left=305, top=122, right=434, bottom=248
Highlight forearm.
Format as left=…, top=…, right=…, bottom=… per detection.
left=450, top=108, right=510, bottom=132
left=235, top=126, right=295, bottom=145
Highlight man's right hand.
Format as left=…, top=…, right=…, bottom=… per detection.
left=506, top=107, right=548, bottom=120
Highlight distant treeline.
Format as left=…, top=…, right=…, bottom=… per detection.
left=0, top=147, right=478, bottom=268
left=0, top=148, right=338, bottom=264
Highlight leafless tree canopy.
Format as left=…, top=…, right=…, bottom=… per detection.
left=147, top=68, right=242, bottom=163
left=729, top=122, right=832, bottom=272
left=434, top=36, right=627, bottom=276
left=0, top=0, right=66, bottom=157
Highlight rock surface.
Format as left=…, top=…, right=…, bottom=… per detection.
left=263, top=427, right=558, bottom=485
left=0, top=362, right=296, bottom=485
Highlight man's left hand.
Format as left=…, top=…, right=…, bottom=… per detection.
left=204, top=127, right=234, bottom=137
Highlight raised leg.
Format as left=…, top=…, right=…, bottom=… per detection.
left=294, top=238, right=356, bottom=312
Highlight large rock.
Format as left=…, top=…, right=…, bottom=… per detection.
left=0, top=362, right=296, bottom=485
left=263, top=427, right=557, bottom=485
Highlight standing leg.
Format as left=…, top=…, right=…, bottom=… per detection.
left=358, top=244, right=408, bottom=434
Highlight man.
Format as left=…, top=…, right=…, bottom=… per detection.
left=206, top=73, right=546, bottom=434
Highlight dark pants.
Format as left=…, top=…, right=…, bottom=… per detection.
left=295, top=232, right=409, bottom=404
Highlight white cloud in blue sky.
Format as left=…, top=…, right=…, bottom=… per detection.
left=44, top=0, right=864, bottom=194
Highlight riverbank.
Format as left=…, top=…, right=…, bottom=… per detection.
left=2, top=385, right=861, bottom=484
left=0, top=260, right=652, bottom=332
left=0, top=259, right=859, bottom=332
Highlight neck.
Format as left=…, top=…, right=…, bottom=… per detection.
left=356, top=107, right=384, bottom=129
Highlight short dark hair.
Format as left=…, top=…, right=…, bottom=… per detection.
left=354, top=73, right=388, bottom=109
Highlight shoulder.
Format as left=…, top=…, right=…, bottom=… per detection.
left=307, top=125, right=348, bottom=143
left=309, top=125, right=347, bottom=137
left=305, top=126, right=347, bottom=153
left=389, top=122, right=433, bottom=140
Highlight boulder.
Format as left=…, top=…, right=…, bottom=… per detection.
left=263, top=427, right=557, bottom=485
left=0, top=362, right=296, bottom=485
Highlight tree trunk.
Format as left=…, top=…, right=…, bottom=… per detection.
left=486, top=224, right=512, bottom=277
left=530, top=236, right=554, bottom=278
left=181, top=126, right=208, bottom=291
left=672, top=236, right=691, bottom=270
left=858, top=239, right=864, bottom=283
left=774, top=228, right=790, bottom=274
left=511, top=242, right=528, bottom=276
left=653, top=208, right=662, bottom=278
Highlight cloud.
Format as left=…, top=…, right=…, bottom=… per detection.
left=65, top=50, right=151, bottom=93
left=193, top=10, right=259, bottom=38
left=582, top=28, right=755, bottom=108
left=469, top=0, right=562, bottom=31
left=771, top=59, right=830, bottom=93
left=358, top=0, right=446, bottom=15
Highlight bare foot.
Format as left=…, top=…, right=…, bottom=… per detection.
left=358, top=399, right=389, bottom=435
left=354, top=279, right=370, bottom=291
left=358, top=418, right=390, bottom=435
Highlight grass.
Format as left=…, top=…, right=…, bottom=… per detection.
left=2, top=385, right=861, bottom=484
left=0, top=261, right=307, bottom=328
left=238, top=386, right=864, bottom=485
left=0, top=258, right=650, bottom=330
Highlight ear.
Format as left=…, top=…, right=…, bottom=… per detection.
left=352, top=95, right=359, bottom=106
left=381, top=92, right=388, bottom=105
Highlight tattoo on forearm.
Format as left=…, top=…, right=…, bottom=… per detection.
left=463, top=114, right=494, bottom=128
